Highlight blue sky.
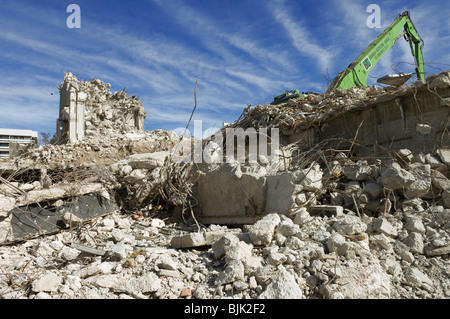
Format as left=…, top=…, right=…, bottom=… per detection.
left=0, top=0, right=449, bottom=137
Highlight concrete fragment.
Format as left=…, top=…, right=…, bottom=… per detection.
left=110, top=242, right=131, bottom=260
left=62, top=212, right=84, bottom=228
left=372, top=218, right=398, bottom=237
left=343, top=161, right=372, bottom=181
left=327, top=233, right=348, bottom=256
left=157, top=255, right=178, bottom=270
left=431, top=169, right=450, bottom=191
left=309, top=205, right=343, bottom=217
left=425, top=153, right=445, bottom=169
left=442, top=191, right=450, bottom=208
left=404, top=218, right=426, bottom=235
left=32, top=273, right=63, bottom=292
left=218, top=260, right=245, bottom=284
left=170, top=232, right=207, bottom=249
left=125, top=151, right=169, bottom=170
left=333, top=214, right=367, bottom=235
left=332, top=263, right=391, bottom=299
left=114, top=273, right=161, bottom=295
left=402, top=232, right=424, bottom=254
left=370, top=233, right=392, bottom=250
left=405, top=163, right=431, bottom=198
left=425, top=245, right=450, bottom=256
left=364, top=182, right=383, bottom=199
left=266, top=172, right=299, bottom=212
left=284, top=236, right=305, bottom=250
left=0, top=196, right=16, bottom=217
left=437, top=149, right=450, bottom=167
left=258, top=267, right=302, bottom=299
left=380, top=162, right=415, bottom=190
left=196, top=163, right=267, bottom=224
left=248, top=213, right=281, bottom=246
left=429, top=73, right=450, bottom=89
left=295, top=164, right=323, bottom=191
left=404, top=268, right=433, bottom=287
left=276, top=218, right=300, bottom=237
left=416, top=124, right=431, bottom=135
left=292, top=207, right=312, bottom=226
left=223, top=240, right=253, bottom=263
left=266, top=251, right=287, bottom=266
left=397, top=149, right=414, bottom=162
left=212, top=233, right=240, bottom=260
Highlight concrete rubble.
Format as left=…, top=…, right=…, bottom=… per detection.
left=0, top=71, right=449, bottom=299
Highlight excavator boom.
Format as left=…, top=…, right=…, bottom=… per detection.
left=327, top=11, right=425, bottom=93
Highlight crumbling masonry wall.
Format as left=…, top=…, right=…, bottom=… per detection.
left=56, top=72, right=146, bottom=144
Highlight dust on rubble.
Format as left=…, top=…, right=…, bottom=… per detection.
left=0, top=71, right=449, bottom=300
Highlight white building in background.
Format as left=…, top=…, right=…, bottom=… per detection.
left=0, top=128, right=38, bottom=158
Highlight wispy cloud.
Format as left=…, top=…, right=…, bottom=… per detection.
left=268, top=0, right=336, bottom=72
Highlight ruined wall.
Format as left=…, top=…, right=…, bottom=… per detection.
left=286, top=72, right=450, bottom=157
left=56, top=72, right=146, bottom=144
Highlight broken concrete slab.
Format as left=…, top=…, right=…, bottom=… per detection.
left=380, top=162, right=415, bottom=190
left=195, top=163, right=267, bottom=224
left=1, top=193, right=118, bottom=244
left=265, top=172, right=299, bottom=213
left=124, top=151, right=169, bottom=170
left=372, top=218, right=398, bottom=237
left=170, top=228, right=242, bottom=249
left=430, top=169, right=450, bottom=191
left=436, top=148, right=450, bottom=167
left=405, top=163, right=431, bottom=198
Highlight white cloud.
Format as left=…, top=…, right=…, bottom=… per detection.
left=268, top=1, right=336, bottom=72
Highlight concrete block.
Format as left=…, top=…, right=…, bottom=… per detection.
left=380, top=162, right=415, bottom=190
left=436, top=149, right=450, bottom=167
left=372, top=218, right=398, bottom=237
left=32, top=273, right=63, bottom=293
left=295, top=164, right=323, bottom=191
left=257, top=267, right=303, bottom=299
left=309, top=205, right=343, bottom=217
left=196, top=163, right=267, bottom=224
left=404, top=218, right=426, bottom=235
left=170, top=232, right=207, bottom=249
left=218, top=260, right=245, bottom=284
left=125, top=151, right=169, bottom=170
left=405, top=163, right=431, bottom=198
left=431, top=169, right=450, bottom=191
left=333, top=214, right=367, bottom=235
left=429, top=73, right=450, bottom=89
left=402, top=232, right=424, bottom=254
left=443, top=190, right=450, bottom=208
left=364, top=182, right=383, bottom=199
left=265, top=172, right=297, bottom=212
left=343, top=161, right=372, bottom=181
left=248, top=213, right=281, bottom=246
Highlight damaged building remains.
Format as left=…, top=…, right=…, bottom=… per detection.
left=0, top=71, right=449, bottom=299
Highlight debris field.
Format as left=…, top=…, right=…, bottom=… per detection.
left=0, top=71, right=450, bottom=299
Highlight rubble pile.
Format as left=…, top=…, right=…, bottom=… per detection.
left=231, top=71, right=450, bottom=137
left=0, top=72, right=449, bottom=299
left=76, top=77, right=146, bottom=136
left=25, top=129, right=179, bottom=170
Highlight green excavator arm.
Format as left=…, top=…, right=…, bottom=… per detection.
left=327, top=11, right=425, bottom=93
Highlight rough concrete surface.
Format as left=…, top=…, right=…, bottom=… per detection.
left=0, top=72, right=449, bottom=299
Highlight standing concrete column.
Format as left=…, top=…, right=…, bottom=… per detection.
left=69, top=87, right=77, bottom=144
left=76, top=92, right=87, bottom=142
